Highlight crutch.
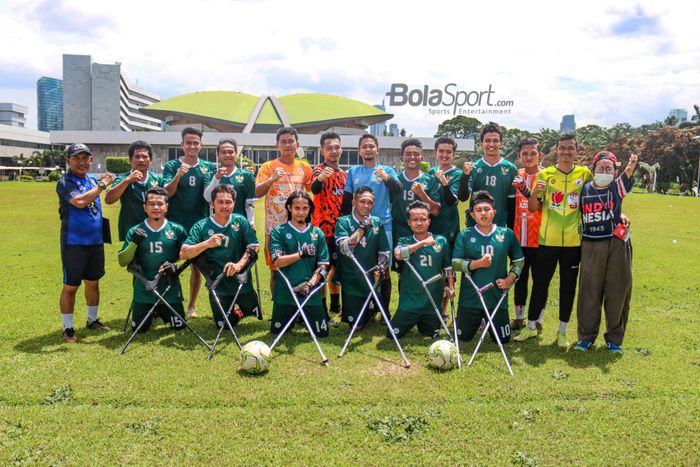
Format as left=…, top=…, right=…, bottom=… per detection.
left=447, top=291, right=462, bottom=369
left=123, top=302, right=133, bottom=332
left=338, top=266, right=380, bottom=357
left=202, top=269, right=243, bottom=354
left=271, top=268, right=329, bottom=366
left=465, top=276, right=515, bottom=376
left=119, top=261, right=212, bottom=355
left=207, top=274, right=246, bottom=360
left=402, top=260, right=453, bottom=340
left=346, top=252, right=411, bottom=368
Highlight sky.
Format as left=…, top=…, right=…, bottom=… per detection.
left=1, top=0, right=698, bottom=136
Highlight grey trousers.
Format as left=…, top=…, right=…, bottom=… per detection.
left=576, top=237, right=633, bottom=345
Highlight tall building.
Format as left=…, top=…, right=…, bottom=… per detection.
left=388, top=123, right=399, bottom=137
left=560, top=114, right=576, bottom=133
left=0, top=103, right=27, bottom=127
left=37, top=77, right=63, bottom=132
left=668, top=109, right=688, bottom=125
left=369, top=103, right=388, bottom=136
left=62, top=54, right=163, bottom=131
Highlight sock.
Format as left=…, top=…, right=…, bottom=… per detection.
left=537, top=309, right=545, bottom=324
left=330, top=293, right=340, bottom=313
left=61, top=313, right=74, bottom=330
left=558, top=321, right=568, bottom=333
left=527, top=320, right=537, bottom=330
left=515, top=305, right=525, bottom=320
left=86, top=306, right=98, bottom=324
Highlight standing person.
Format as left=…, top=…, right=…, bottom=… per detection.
left=334, top=187, right=390, bottom=329
left=203, top=138, right=256, bottom=221
left=342, top=134, right=401, bottom=317
left=117, top=187, right=188, bottom=332
left=255, top=126, right=313, bottom=289
left=180, top=185, right=260, bottom=328
left=427, top=137, right=463, bottom=248
left=56, top=143, right=115, bottom=342
left=452, top=191, right=524, bottom=343
left=574, top=152, right=637, bottom=353
left=514, top=134, right=592, bottom=348
left=310, top=132, right=346, bottom=317
left=268, top=191, right=330, bottom=337
left=105, top=141, right=161, bottom=242
left=510, top=138, right=544, bottom=331
left=391, top=201, right=454, bottom=339
left=458, top=122, right=517, bottom=228
left=391, top=138, right=439, bottom=247
left=162, top=127, right=216, bottom=317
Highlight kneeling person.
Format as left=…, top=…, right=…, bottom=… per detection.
left=180, top=185, right=259, bottom=328
left=269, top=191, right=330, bottom=336
left=391, top=201, right=453, bottom=338
left=334, top=186, right=390, bottom=328
left=118, top=187, right=188, bottom=332
left=452, top=191, right=524, bottom=343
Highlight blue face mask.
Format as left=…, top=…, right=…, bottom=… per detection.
left=594, top=173, right=614, bottom=187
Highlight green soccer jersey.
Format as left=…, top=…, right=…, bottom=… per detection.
left=269, top=222, right=329, bottom=306
left=209, top=168, right=256, bottom=217
left=163, top=158, right=216, bottom=231
left=334, top=214, right=390, bottom=297
left=467, top=158, right=517, bottom=227
left=391, top=172, right=434, bottom=243
left=109, top=171, right=162, bottom=241
left=536, top=165, right=592, bottom=247
left=427, top=166, right=462, bottom=244
left=183, top=214, right=258, bottom=296
left=396, top=234, right=451, bottom=311
left=123, top=220, right=188, bottom=304
left=453, top=225, right=524, bottom=311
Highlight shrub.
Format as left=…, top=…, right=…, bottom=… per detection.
left=19, top=175, right=34, bottom=182
left=48, top=170, right=62, bottom=182
left=106, top=157, right=131, bottom=173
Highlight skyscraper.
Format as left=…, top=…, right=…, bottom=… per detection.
left=37, top=77, right=63, bottom=131
left=560, top=114, right=576, bottom=133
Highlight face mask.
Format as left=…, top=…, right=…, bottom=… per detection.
left=594, top=173, right=614, bottom=187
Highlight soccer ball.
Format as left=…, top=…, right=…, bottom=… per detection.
left=240, top=340, right=271, bottom=374
left=427, top=340, right=459, bottom=371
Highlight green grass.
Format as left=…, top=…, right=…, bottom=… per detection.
left=0, top=183, right=699, bottom=465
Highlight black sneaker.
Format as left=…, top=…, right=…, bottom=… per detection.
left=62, top=327, right=78, bottom=343
left=86, top=319, right=111, bottom=331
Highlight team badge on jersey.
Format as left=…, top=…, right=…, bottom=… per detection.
left=150, top=179, right=158, bottom=187
left=231, top=222, right=240, bottom=232
left=372, top=226, right=380, bottom=235
left=470, top=237, right=476, bottom=243
left=501, top=166, right=509, bottom=176
left=200, top=166, right=209, bottom=174
left=433, top=244, right=441, bottom=252
left=207, top=229, right=214, bottom=236
left=235, top=175, right=244, bottom=183
left=286, top=233, right=292, bottom=239
left=165, top=230, right=175, bottom=239
left=477, top=168, right=483, bottom=174
left=550, top=191, right=564, bottom=208
left=567, top=192, right=579, bottom=209
left=496, top=234, right=505, bottom=243
left=575, top=178, right=583, bottom=186
left=310, top=232, right=318, bottom=241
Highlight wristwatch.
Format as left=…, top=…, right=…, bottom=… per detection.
left=97, top=180, right=107, bottom=190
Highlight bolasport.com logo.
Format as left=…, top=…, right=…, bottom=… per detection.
left=385, top=83, right=514, bottom=116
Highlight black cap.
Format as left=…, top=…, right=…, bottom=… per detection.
left=66, top=143, right=92, bottom=157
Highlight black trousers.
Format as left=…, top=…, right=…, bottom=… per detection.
left=514, top=246, right=538, bottom=308
left=527, top=245, right=581, bottom=323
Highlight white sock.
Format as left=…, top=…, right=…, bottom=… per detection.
left=559, top=321, right=568, bottom=333
left=61, top=313, right=74, bottom=330
left=86, top=306, right=98, bottom=324
left=537, top=309, right=545, bottom=324
left=527, top=320, right=537, bottom=330
left=515, top=305, right=525, bottom=320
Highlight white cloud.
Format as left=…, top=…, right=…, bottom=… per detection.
left=0, top=0, right=698, bottom=135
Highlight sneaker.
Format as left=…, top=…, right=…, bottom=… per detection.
left=557, top=331, right=569, bottom=349
left=86, top=319, right=110, bottom=331
left=536, top=322, right=543, bottom=334
left=513, top=327, right=539, bottom=342
left=607, top=342, right=623, bottom=354
left=510, top=318, right=526, bottom=330
left=62, top=327, right=78, bottom=343
left=574, top=339, right=593, bottom=352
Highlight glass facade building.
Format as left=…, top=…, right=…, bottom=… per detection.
left=37, top=77, right=63, bottom=132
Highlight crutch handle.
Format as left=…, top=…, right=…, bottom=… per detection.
left=424, top=274, right=443, bottom=286
left=478, top=282, right=495, bottom=294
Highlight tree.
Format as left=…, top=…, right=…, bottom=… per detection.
left=501, top=127, right=533, bottom=161
left=400, top=128, right=407, bottom=137
left=434, top=116, right=482, bottom=140
left=664, top=115, right=678, bottom=126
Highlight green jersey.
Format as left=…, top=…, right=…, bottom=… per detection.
left=207, top=168, right=256, bottom=217
left=453, top=225, right=523, bottom=311
left=269, top=222, right=329, bottom=306
left=536, top=165, right=592, bottom=247
left=109, top=171, right=162, bottom=241
left=467, top=158, right=517, bottom=227
left=162, top=158, right=216, bottom=231
left=396, top=234, right=451, bottom=311
left=427, top=166, right=462, bottom=245
left=183, top=214, right=259, bottom=296
left=123, top=220, right=188, bottom=304
left=391, top=171, right=434, bottom=243
left=334, top=214, right=390, bottom=297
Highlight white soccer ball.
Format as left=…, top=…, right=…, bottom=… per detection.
left=240, top=340, right=271, bottom=374
left=427, top=340, right=459, bottom=371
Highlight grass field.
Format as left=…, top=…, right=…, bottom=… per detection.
left=0, top=182, right=699, bottom=466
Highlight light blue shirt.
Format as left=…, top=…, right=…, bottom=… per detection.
left=344, top=164, right=398, bottom=232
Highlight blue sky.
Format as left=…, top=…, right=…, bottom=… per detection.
left=0, top=0, right=698, bottom=136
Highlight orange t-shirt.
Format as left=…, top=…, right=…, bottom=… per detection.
left=256, top=158, right=312, bottom=237
left=514, top=167, right=542, bottom=248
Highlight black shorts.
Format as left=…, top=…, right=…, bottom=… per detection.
left=326, top=236, right=338, bottom=269
left=61, top=244, right=105, bottom=286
